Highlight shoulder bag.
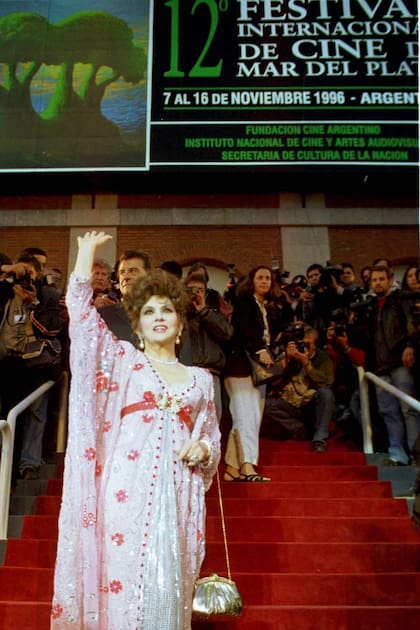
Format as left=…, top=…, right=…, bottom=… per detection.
left=244, top=347, right=283, bottom=386
left=22, top=314, right=61, bottom=369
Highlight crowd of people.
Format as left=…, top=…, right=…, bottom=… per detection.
left=1, top=244, right=419, bottom=472
left=0, top=234, right=419, bottom=627
left=264, top=259, right=420, bottom=464
left=0, top=247, right=65, bottom=483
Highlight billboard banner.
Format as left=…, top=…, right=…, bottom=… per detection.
left=0, top=0, right=418, bottom=173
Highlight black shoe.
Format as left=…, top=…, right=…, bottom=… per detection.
left=238, top=473, right=271, bottom=482
left=312, top=440, right=327, bottom=453
left=382, top=458, right=408, bottom=467
left=20, top=466, right=39, bottom=480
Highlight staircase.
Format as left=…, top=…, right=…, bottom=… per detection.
left=1, top=433, right=419, bottom=629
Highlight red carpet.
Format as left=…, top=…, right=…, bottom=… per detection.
left=1, top=431, right=419, bottom=629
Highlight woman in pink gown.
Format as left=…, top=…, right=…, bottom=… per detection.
left=51, top=231, right=221, bottom=629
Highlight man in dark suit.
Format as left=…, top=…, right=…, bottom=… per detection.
left=97, top=249, right=152, bottom=345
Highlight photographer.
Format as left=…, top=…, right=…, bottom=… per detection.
left=0, top=254, right=63, bottom=482
left=286, top=274, right=310, bottom=322
left=267, top=271, right=307, bottom=333
left=264, top=325, right=335, bottom=451
left=338, top=262, right=360, bottom=292
left=188, top=261, right=233, bottom=321
left=324, top=312, right=366, bottom=443
left=91, top=258, right=119, bottom=309
left=304, top=263, right=351, bottom=343
left=178, top=272, right=233, bottom=422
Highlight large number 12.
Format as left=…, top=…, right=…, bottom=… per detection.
left=164, top=0, right=224, bottom=78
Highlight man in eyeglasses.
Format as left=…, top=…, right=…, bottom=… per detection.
left=179, top=272, right=233, bottom=423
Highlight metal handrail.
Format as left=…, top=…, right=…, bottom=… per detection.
left=56, top=370, right=69, bottom=453
left=0, top=380, right=55, bottom=540
left=357, top=366, right=420, bottom=455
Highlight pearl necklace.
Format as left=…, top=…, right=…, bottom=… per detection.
left=145, top=352, right=179, bottom=366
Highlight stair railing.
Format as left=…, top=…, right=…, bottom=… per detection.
left=0, top=380, right=55, bottom=540
left=357, top=366, right=420, bottom=455
left=56, top=370, right=69, bottom=453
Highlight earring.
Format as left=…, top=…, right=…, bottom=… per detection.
left=138, top=335, right=145, bottom=350
left=176, top=332, right=181, bottom=345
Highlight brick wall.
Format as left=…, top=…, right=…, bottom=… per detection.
left=117, top=225, right=282, bottom=277
left=2, top=227, right=70, bottom=281
left=329, top=226, right=419, bottom=274
left=2, top=222, right=418, bottom=283
left=1, top=224, right=282, bottom=280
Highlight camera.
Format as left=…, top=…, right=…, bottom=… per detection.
left=335, top=324, right=347, bottom=337
left=279, top=322, right=306, bottom=353
left=106, top=290, right=120, bottom=302
left=9, top=272, right=34, bottom=291
left=186, top=286, right=201, bottom=297
left=185, top=285, right=203, bottom=307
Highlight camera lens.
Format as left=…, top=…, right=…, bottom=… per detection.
left=14, top=273, right=34, bottom=290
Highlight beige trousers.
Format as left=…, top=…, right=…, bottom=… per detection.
left=224, top=375, right=266, bottom=468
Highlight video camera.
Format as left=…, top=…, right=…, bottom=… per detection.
left=224, top=263, right=238, bottom=305
left=271, top=258, right=290, bottom=288
left=349, top=291, right=374, bottom=311
left=227, top=264, right=236, bottom=286
left=317, top=262, right=344, bottom=289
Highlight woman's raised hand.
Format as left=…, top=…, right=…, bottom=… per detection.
left=77, top=231, right=113, bottom=249
left=74, top=231, right=113, bottom=278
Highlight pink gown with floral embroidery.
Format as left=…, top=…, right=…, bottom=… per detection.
left=50, top=275, right=221, bottom=630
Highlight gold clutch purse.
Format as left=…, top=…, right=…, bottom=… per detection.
left=192, top=471, right=243, bottom=621
left=192, top=573, right=243, bottom=621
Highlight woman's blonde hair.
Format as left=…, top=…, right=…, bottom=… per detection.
left=124, top=269, right=189, bottom=331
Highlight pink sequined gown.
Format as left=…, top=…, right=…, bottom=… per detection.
left=51, top=275, right=221, bottom=629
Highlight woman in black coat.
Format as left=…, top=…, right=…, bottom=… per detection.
left=223, top=265, right=274, bottom=482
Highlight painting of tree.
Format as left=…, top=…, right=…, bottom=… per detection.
left=0, top=5, right=149, bottom=170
